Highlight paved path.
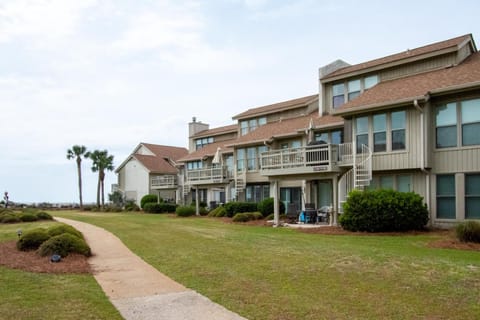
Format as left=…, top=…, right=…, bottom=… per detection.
left=55, top=217, right=247, bottom=320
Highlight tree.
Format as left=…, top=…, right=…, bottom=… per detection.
left=86, top=150, right=115, bottom=208
left=66, top=145, right=88, bottom=209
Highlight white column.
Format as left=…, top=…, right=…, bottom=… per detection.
left=332, top=176, right=338, bottom=226
left=273, top=180, right=279, bottom=227
left=195, top=185, right=200, bottom=216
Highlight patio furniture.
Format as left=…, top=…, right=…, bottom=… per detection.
left=286, top=203, right=299, bottom=223
left=304, top=203, right=317, bottom=224
left=317, top=206, right=331, bottom=224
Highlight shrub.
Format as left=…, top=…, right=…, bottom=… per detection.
left=232, top=213, right=249, bottom=222
left=35, top=211, right=53, bottom=220
left=47, top=224, right=84, bottom=239
left=257, top=198, right=286, bottom=217
left=340, top=189, right=429, bottom=232
left=140, top=194, right=159, bottom=209
left=224, top=202, right=259, bottom=218
left=0, top=214, right=21, bottom=224
left=124, top=201, right=140, bottom=212
left=176, top=206, right=196, bottom=217
left=19, top=213, right=38, bottom=222
left=456, top=221, right=480, bottom=243
left=208, top=206, right=227, bottom=217
left=38, top=233, right=91, bottom=257
left=245, top=212, right=263, bottom=220
left=143, top=203, right=177, bottom=214
left=17, top=229, right=51, bottom=251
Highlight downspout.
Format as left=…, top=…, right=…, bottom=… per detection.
left=414, top=99, right=431, bottom=222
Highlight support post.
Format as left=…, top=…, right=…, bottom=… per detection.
left=273, top=180, right=279, bottom=227
left=195, top=185, right=200, bottom=216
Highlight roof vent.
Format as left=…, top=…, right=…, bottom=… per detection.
left=192, top=117, right=197, bottom=123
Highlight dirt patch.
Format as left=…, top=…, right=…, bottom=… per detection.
left=0, top=240, right=91, bottom=274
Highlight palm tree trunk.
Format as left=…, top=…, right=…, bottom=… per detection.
left=96, top=172, right=101, bottom=207
left=100, top=170, right=105, bottom=208
left=76, top=157, right=83, bottom=209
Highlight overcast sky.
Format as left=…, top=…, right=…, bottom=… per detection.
left=1, top=0, right=479, bottom=204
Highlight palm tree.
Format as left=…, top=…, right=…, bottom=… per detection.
left=86, top=150, right=115, bottom=208
left=66, top=145, right=88, bottom=209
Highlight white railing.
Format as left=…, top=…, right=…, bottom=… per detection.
left=151, top=175, right=177, bottom=188
left=260, top=144, right=338, bottom=170
left=186, top=166, right=229, bottom=183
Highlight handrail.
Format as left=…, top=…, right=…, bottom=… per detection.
left=260, top=144, right=338, bottom=170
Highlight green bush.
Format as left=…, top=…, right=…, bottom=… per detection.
left=232, top=213, right=249, bottom=222
left=47, top=224, right=84, bottom=239
left=124, top=201, right=140, bottom=212
left=456, top=221, right=480, bottom=243
left=0, top=214, right=21, bottom=224
left=140, top=194, right=159, bottom=209
left=143, top=202, right=177, bottom=213
left=19, top=213, right=38, bottom=222
left=257, top=198, right=286, bottom=217
left=17, top=229, right=51, bottom=251
left=208, top=206, right=227, bottom=217
left=38, top=233, right=91, bottom=257
left=176, top=206, right=196, bottom=217
left=340, top=189, right=429, bottom=232
left=35, top=211, right=53, bottom=220
left=224, top=202, right=259, bottom=218
left=245, top=212, right=263, bottom=220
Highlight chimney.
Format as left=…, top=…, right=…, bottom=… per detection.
left=318, top=59, right=351, bottom=116
left=188, top=117, right=209, bottom=152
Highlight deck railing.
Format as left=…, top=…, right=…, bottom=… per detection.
left=260, top=144, right=338, bottom=171
left=151, top=175, right=177, bottom=188
left=186, top=165, right=230, bottom=183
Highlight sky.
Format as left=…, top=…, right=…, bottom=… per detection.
left=1, top=0, right=479, bottom=204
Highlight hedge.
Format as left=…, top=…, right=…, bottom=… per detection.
left=143, top=202, right=177, bottom=214
left=140, top=194, right=159, bottom=209
left=38, top=233, right=91, bottom=257
left=17, top=229, right=51, bottom=251
left=257, top=198, right=286, bottom=217
left=456, top=220, right=480, bottom=243
left=223, top=202, right=259, bottom=218
left=340, top=189, right=429, bottom=232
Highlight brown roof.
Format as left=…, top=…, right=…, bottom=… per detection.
left=322, top=34, right=474, bottom=80
left=232, top=94, right=318, bottom=120
left=334, top=51, right=480, bottom=115
left=191, top=124, right=238, bottom=138
left=227, top=112, right=344, bottom=147
left=177, top=140, right=234, bottom=162
left=116, top=143, right=188, bottom=174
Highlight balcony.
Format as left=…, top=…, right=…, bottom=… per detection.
left=151, top=175, right=177, bottom=189
left=185, top=166, right=231, bottom=185
left=260, top=144, right=344, bottom=176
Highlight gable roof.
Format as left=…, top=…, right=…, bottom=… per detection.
left=116, top=143, right=188, bottom=174
left=232, top=94, right=318, bottom=120
left=322, top=34, right=474, bottom=81
left=227, top=112, right=343, bottom=147
left=333, top=51, right=480, bottom=116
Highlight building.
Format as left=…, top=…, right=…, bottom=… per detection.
left=181, top=34, right=480, bottom=227
left=115, top=143, right=188, bottom=206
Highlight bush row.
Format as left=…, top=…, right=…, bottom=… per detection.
left=16, top=224, right=91, bottom=257
left=232, top=212, right=264, bottom=222
left=0, top=209, right=53, bottom=224
left=143, top=203, right=177, bottom=214
left=456, top=220, right=480, bottom=243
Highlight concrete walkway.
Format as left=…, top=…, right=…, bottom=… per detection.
left=55, top=217, right=247, bottom=320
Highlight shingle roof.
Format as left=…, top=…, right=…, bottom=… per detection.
left=191, top=124, right=238, bottom=138
left=232, top=94, right=318, bottom=120
left=116, top=143, right=188, bottom=174
left=322, top=34, right=473, bottom=80
left=227, top=112, right=344, bottom=147
left=333, top=51, right=480, bottom=115
left=177, top=141, right=234, bottom=162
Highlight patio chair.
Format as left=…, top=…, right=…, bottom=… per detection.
left=317, top=206, right=331, bottom=224
left=304, top=203, right=317, bottom=224
left=286, top=203, right=298, bottom=223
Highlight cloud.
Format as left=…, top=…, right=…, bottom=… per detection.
left=0, top=0, right=96, bottom=43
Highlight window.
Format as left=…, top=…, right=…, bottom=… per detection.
left=364, top=75, right=378, bottom=89
left=331, top=130, right=343, bottom=145
left=246, top=184, right=270, bottom=203
left=195, top=137, right=214, bottom=150
left=187, top=161, right=202, bottom=170
left=247, top=147, right=257, bottom=170
left=332, top=83, right=345, bottom=108
left=348, top=79, right=361, bottom=101
left=436, top=103, right=457, bottom=148
left=465, top=174, right=480, bottom=219
left=356, top=116, right=369, bottom=153
left=240, top=117, right=267, bottom=136
left=315, top=132, right=328, bottom=144
left=373, top=114, right=387, bottom=152
left=436, top=175, right=456, bottom=219
left=236, top=149, right=245, bottom=171
left=291, top=140, right=302, bottom=149
left=380, top=176, right=394, bottom=189
left=391, top=111, right=406, bottom=150
left=225, top=155, right=233, bottom=175
left=397, top=175, right=411, bottom=192
left=462, top=99, right=480, bottom=146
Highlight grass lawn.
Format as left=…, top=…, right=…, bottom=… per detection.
left=48, top=210, right=480, bottom=320
left=0, top=221, right=122, bottom=320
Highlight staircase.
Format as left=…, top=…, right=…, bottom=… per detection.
left=182, top=184, right=190, bottom=196
left=235, top=169, right=246, bottom=198
left=338, top=144, right=372, bottom=212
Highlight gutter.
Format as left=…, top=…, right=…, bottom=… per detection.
left=332, top=96, right=426, bottom=117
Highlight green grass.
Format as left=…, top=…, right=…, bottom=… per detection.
left=0, top=221, right=122, bottom=320
left=50, top=210, right=480, bottom=320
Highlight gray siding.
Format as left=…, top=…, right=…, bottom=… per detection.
left=433, top=148, right=480, bottom=173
